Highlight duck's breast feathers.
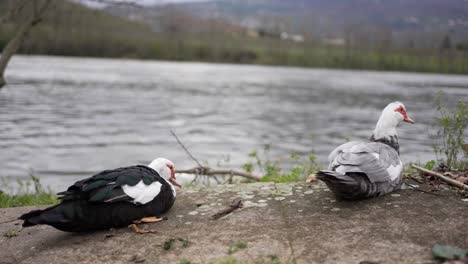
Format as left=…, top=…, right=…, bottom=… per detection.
left=58, top=165, right=173, bottom=205
left=330, top=142, right=402, bottom=183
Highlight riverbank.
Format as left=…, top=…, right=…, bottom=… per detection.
left=1, top=181, right=467, bottom=264
left=5, top=36, right=468, bottom=75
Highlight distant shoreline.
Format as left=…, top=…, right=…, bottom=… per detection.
left=8, top=53, right=468, bottom=76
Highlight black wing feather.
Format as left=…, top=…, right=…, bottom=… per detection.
left=58, top=165, right=163, bottom=204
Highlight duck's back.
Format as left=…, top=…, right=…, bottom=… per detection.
left=317, top=141, right=403, bottom=200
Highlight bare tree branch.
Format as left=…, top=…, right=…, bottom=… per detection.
left=0, top=0, right=53, bottom=89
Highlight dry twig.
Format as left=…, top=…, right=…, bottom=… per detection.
left=211, top=198, right=243, bottom=220
left=0, top=218, right=19, bottom=225
left=170, top=130, right=203, bottom=168
left=403, top=182, right=442, bottom=196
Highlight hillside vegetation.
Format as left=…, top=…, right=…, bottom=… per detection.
left=0, top=0, right=467, bottom=74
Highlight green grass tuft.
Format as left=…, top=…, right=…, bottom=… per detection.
left=244, top=146, right=321, bottom=183
left=0, top=176, right=58, bottom=208
left=227, top=241, right=248, bottom=255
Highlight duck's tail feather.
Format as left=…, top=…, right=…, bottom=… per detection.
left=316, top=170, right=369, bottom=200
left=19, top=209, right=46, bottom=227
left=19, top=204, right=62, bottom=227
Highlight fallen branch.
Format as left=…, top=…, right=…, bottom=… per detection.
left=411, top=165, right=468, bottom=191
left=211, top=198, right=243, bottom=220
left=170, top=130, right=262, bottom=181
left=176, top=167, right=262, bottom=181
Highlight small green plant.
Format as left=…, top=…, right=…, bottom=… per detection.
left=163, top=238, right=190, bottom=251
left=424, top=160, right=436, bottom=170
left=268, top=255, right=281, bottom=264
left=433, top=92, right=468, bottom=170
left=217, top=256, right=240, bottom=264
left=0, top=176, right=58, bottom=208
left=243, top=145, right=321, bottom=183
left=227, top=241, right=248, bottom=255
left=3, top=230, right=18, bottom=238
left=163, top=239, right=176, bottom=250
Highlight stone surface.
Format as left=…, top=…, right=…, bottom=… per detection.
left=0, top=182, right=467, bottom=264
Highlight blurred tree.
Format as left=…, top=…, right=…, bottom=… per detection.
left=0, top=0, right=139, bottom=90
left=440, top=35, right=452, bottom=51
left=0, top=0, right=53, bottom=89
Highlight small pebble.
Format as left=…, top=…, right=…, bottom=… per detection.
left=298, top=210, right=303, bottom=213
left=184, top=222, right=192, bottom=225
left=188, top=211, right=199, bottom=216
left=257, top=203, right=268, bottom=207
left=462, top=198, right=468, bottom=202
left=391, top=194, right=401, bottom=197
left=304, top=190, right=314, bottom=194
left=331, top=208, right=340, bottom=212
left=393, top=205, right=400, bottom=208
left=274, top=197, right=286, bottom=201
left=257, top=199, right=267, bottom=203
left=289, top=200, right=296, bottom=203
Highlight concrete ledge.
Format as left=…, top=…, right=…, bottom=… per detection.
left=0, top=182, right=467, bottom=264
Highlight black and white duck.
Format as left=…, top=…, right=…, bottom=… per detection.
left=20, top=158, right=181, bottom=233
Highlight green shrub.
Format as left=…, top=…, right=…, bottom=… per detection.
left=433, top=92, right=468, bottom=170
left=243, top=145, right=321, bottom=183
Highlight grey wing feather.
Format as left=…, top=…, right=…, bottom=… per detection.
left=327, top=141, right=362, bottom=163
left=329, top=142, right=401, bottom=183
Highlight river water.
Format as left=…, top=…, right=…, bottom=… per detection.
left=1, top=55, right=467, bottom=191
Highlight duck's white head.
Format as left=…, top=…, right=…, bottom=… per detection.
left=372, top=101, right=414, bottom=140
left=148, top=158, right=181, bottom=188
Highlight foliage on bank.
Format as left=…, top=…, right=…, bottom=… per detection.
left=0, top=1, right=467, bottom=74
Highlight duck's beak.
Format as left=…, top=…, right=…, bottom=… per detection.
left=403, top=116, right=414, bottom=124
left=169, top=169, right=182, bottom=188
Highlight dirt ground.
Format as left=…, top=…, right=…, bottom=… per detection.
left=0, top=182, right=467, bottom=264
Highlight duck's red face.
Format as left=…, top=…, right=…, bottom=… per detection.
left=166, top=164, right=182, bottom=188
left=394, top=105, right=414, bottom=124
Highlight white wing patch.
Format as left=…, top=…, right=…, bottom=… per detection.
left=386, top=161, right=402, bottom=181
left=122, top=180, right=162, bottom=204
left=371, top=153, right=380, bottom=160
